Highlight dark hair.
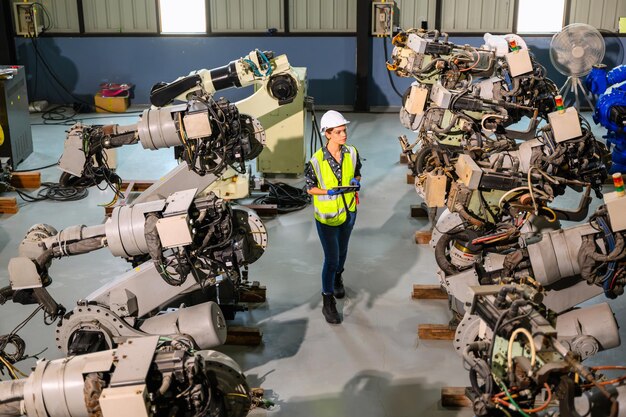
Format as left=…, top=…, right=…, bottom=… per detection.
left=324, top=127, right=334, bottom=142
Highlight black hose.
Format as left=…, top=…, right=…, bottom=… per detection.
left=32, top=287, right=64, bottom=319
left=414, top=145, right=435, bottom=174
left=434, top=233, right=459, bottom=276
left=382, top=38, right=403, bottom=99
left=0, top=286, right=14, bottom=305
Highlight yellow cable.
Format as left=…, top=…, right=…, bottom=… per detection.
left=527, top=166, right=538, bottom=214
left=541, top=206, right=558, bottom=223
left=0, top=356, right=19, bottom=380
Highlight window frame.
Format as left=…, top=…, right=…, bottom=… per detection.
left=12, top=0, right=626, bottom=38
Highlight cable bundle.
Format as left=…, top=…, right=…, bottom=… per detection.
left=253, top=181, right=311, bottom=213
left=2, top=181, right=89, bottom=202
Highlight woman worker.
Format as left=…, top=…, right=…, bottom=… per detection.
left=304, top=110, right=362, bottom=324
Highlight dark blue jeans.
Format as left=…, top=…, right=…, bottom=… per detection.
left=315, top=210, right=357, bottom=294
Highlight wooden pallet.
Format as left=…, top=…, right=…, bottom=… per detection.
left=407, top=171, right=415, bottom=185
left=225, top=326, right=263, bottom=346
left=0, top=197, right=18, bottom=214
left=412, top=284, right=447, bottom=300
left=417, top=323, right=456, bottom=340
left=10, top=171, right=41, bottom=189
left=441, top=387, right=472, bottom=408
left=400, top=153, right=408, bottom=164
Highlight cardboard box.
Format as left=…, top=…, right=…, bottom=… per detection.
left=94, top=92, right=129, bottom=113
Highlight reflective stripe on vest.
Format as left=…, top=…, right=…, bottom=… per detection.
left=310, top=145, right=357, bottom=226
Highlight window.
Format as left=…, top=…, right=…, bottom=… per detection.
left=159, top=0, right=206, bottom=34
left=517, top=0, right=565, bottom=33
left=440, top=0, right=514, bottom=33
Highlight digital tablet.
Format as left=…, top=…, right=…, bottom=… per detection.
left=332, top=186, right=360, bottom=192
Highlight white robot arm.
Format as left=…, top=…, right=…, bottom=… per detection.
left=3, top=188, right=267, bottom=354
left=58, top=49, right=302, bottom=201
left=150, top=50, right=299, bottom=107
left=0, top=336, right=252, bottom=417
left=58, top=96, right=265, bottom=185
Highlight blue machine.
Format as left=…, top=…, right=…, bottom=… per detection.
left=586, top=64, right=626, bottom=173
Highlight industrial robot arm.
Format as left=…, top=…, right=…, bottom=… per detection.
left=59, top=95, right=265, bottom=184
left=432, top=201, right=626, bottom=322
left=585, top=64, right=626, bottom=173
left=150, top=50, right=299, bottom=107
left=460, top=284, right=623, bottom=417
left=59, top=50, right=302, bottom=201
left=0, top=336, right=252, bottom=417
left=2, top=188, right=267, bottom=354
left=586, top=64, right=626, bottom=95
left=391, top=29, right=557, bottom=136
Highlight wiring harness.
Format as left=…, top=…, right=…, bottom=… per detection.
left=252, top=181, right=311, bottom=213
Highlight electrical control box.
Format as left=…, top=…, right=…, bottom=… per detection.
left=405, top=85, right=428, bottom=115
left=0, top=66, right=33, bottom=168
left=455, top=154, right=482, bottom=190
left=407, top=34, right=429, bottom=53
left=604, top=190, right=626, bottom=232
left=12, top=2, right=44, bottom=37
left=371, top=1, right=398, bottom=37
left=156, top=214, right=193, bottom=249
left=183, top=112, right=212, bottom=139
left=99, top=384, right=150, bottom=417
left=505, top=48, right=533, bottom=77
left=548, top=107, right=583, bottom=143
left=422, top=171, right=447, bottom=207
left=430, top=82, right=452, bottom=108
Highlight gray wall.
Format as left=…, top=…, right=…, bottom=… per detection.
left=14, top=33, right=626, bottom=109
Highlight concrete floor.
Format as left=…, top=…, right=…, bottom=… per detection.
left=1, top=109, right=624, bottom=417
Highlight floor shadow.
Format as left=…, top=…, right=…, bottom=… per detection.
left=0, top=225, right=11, bottom=252
left=218, top=317, right=308, bottom=371
left=263, top=370, right=469, bottom=417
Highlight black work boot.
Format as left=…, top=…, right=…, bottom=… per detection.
left=333, top=269, right=345, bottom=299
left=322, top=293, right=341, bottom=324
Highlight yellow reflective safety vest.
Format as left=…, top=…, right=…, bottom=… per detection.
left=309, top=145, right=358, bottom=226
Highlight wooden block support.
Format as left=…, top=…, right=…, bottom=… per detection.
left=119, top=180, right=155, bottom=192
left=441, top=387, right=472, bottom=408
left=412, top=284, right=448, bottom=300
left=400, top=153, right=408, bottom=164
left=0, top=197, right=18, bottom=214
left=410, top=204, right=429, bottom=218
left=418, top=324, right=456, bottom=340
left=10, top=172, right=41, bottom=189
left=239, top=284, right=267, bottom=303
left=122, top=180, right=154, bottom=193
left=407, top=171, right=415, bottom=185
left=414, top=231, right=432, bottom=245
left=225, top=326, right=263, bottom=346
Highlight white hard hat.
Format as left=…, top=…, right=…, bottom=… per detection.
left=320, top=110, right=350, bottom=133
